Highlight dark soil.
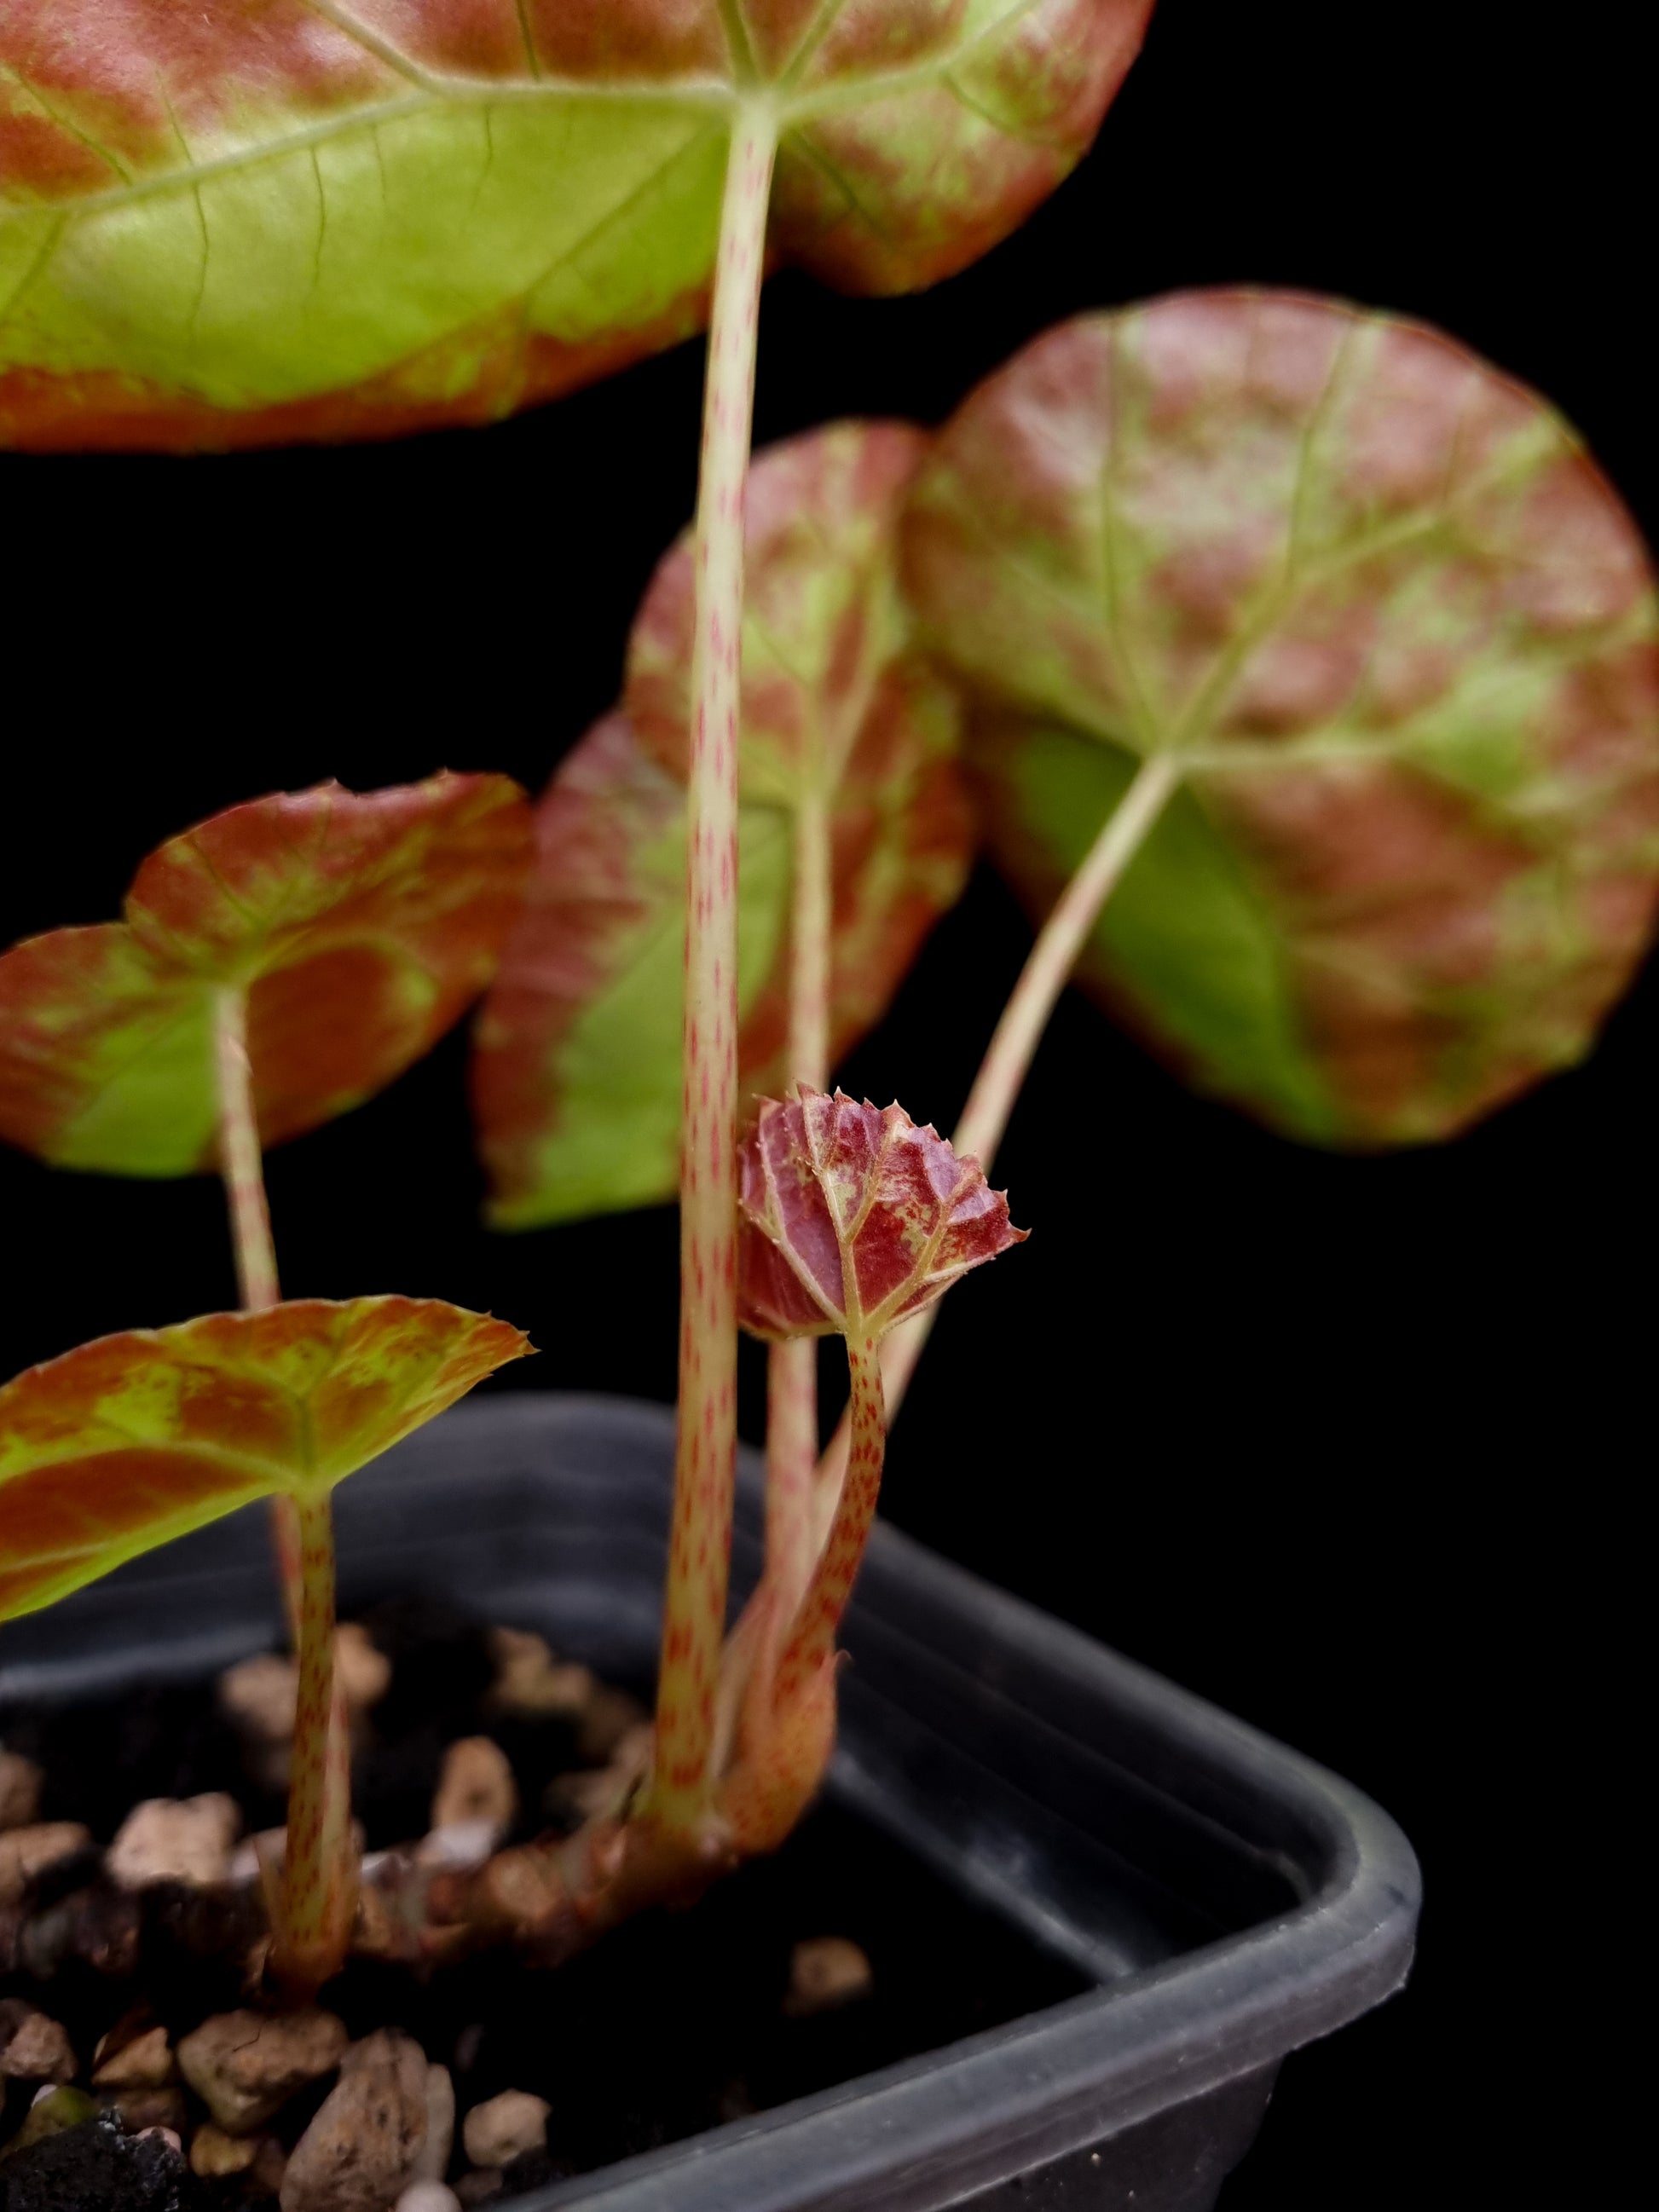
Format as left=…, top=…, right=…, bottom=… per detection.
left=0, top=2111, right=199, bottom=2211
left=0, top=1597, right=1086, bottom=2205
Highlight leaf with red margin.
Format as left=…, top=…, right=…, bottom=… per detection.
left=0, top=1, right=1153, bottom=453
left=0, top=773, right=532, bottom=1176
left=471, top=422, right=973, bottom=1227
left=0, top=1297, right=531, bottom=1621
left=737, top=1088, right=1024, bottom=1340
left=904, top=289, right=1659, bottom=1146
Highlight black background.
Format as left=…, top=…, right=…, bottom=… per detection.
left=1, top=4, right=1648, bottom=2204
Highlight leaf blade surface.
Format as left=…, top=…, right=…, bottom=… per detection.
left=0, top=1297, right=531, bottom=1620
left=0, top=0, right=1153, bottom=449
left=472, top=419, right=974, bottom=1225
left=0, top=771, right=533, bottom=1174
left=905, top=289, right=1659, bottom=1145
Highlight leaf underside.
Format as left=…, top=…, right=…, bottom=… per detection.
left=0, top=772, right=532, bottom=1175
left=0, top=0, right=1153, bottom=452
left=905, top=288, right=1659, bottom=1146
left=737, top=1088, right=1023, bottom=1339
left=471, top=420, right=974, bottom=1227
left=0, top=1297, right=531, bottom=1621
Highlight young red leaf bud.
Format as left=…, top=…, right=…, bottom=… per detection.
left=738, top=1090, right=1026, bottom=1344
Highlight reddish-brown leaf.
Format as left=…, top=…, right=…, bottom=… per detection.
left=471, top=424, right=973, bottom=1226
left=0, top=774, right=532, bottom=1175
left=0, top=2, right=1153, bottom=451
left=0, top=1297, right=531, bottom=1620
left=905, top=290, right=1659, bottom=1146
left=737, top=1088, right=1024, bottom=1340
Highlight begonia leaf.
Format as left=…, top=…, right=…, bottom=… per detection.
left=0, top=0, right=1153, bottom=452
left=472, top=422, right=973, bottom=1227
left=0, top=1297, right=531, bottom=1621
left=737, top=1087, right=1023, bottom=1339
left=0, top=773, right=532, bottom=1176
left=905, top=290, right=1659, bottom=1146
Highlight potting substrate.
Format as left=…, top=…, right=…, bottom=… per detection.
left=0, top=1396, right=1421, bottom=2212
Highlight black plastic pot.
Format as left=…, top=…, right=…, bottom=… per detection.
left=0, top=1394, right=1419, bottom=2212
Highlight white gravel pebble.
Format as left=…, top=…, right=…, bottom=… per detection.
left=461, top=2090, right=549, bottom=2169
left=395, top=2186, right=462, bottom=2212
left=0, top=1822, right=90, bottom=1908
left=414, top=1819, right=498, bottom=1872
left=107, top=1794, right=240, bottom=1891
left=280, top=2029, right=427, bottom=2212
left=783, top=1935, right=874, bottom=2016
left=178, top=2006, right=348, bottom=2133
left=431, top=1739, right=517, bottom=1839
left=412, top=2065, right=455, bottom=2183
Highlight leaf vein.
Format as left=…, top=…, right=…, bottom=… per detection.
left=0, top=77, right=736, bottom=242
left=786, top=0, right=1049, bottom=120
left=510, top=0, right=543, bottom=81
left=776, top=0, right=854, bottom=91
left=297, top=0, right=441, bottom=90
left=0, top=211, right=65, bottom=325
left=0, top=62, right=134, bottom=184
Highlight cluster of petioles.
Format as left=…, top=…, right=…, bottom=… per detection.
left=2, top=3, right=1656, bottom=2204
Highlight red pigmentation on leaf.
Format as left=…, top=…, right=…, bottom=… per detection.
left=471, top=421, right=974, bottom=1229
left=0, top=772, right=532, bottom=1176
left=0, top=1297, right=532, bottom=1622
left=737, top=1089, right=1025, bottom=1341
left=0, top=1, right=1153, bottom=452
left=905, top=289, right=1659, bottom=1147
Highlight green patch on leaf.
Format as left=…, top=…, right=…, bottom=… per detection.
left=910, top=289, right=1659, bottom=1145
left=0, top=1297, right=530, bottom=1622
left=486, top=783, right=792, bottom=1227
left=0, top=1, right=1153, bottom=450
left=0, top=774, right=531, bottom=1177
left=984, top=716, right=1340, bottom=1140
left=473, top=422, right=974, bottom=1227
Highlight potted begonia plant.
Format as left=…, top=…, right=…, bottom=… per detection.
left=2, top=5, right=1654, bottom=2211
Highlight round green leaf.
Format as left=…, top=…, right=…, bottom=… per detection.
left=0, top=0, right=1153, bottom=449
left=905, top=289, right=1659, bottom=1146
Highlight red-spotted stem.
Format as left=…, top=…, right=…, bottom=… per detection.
left=269, top=1488, right=357, bottom=2000
left=211, top=984, right=356, bottom=1997
left=649, top=100, right=779, bottom=1844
